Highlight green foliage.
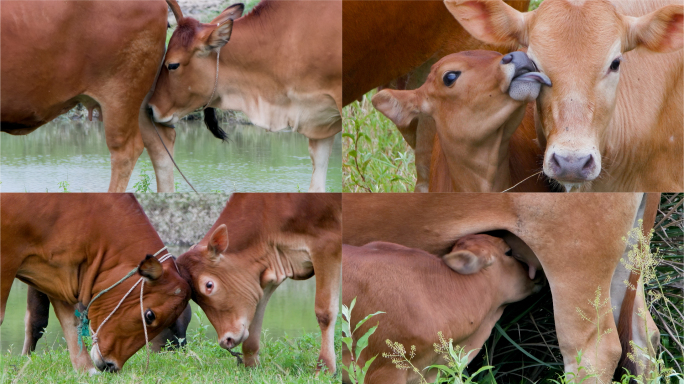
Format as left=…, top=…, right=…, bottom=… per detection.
left=341, top=297, right=384, bottom=384
left=57, top=180, right=69, bottom=193
left=133, top=162, right=154, bottom=193
left=342, top=92, right=416, bottom=192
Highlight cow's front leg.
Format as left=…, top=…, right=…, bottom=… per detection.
left=308, top=135, right=336, bottom=192
left=242, top=285, right=277, bottom=367
left=102, top=102, right=145, bottom=192
left=51, top=298, right=96, bottom=373
left=22, top=286, right=50, bottom=355
left=311, top=240, right=342, bottom=374
left=139, top=108, right=176, bottom=192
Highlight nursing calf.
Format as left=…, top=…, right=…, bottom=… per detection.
left=177, top=193, right=342, bottom=373
left=342, top=235, right=537, bottom=384
left=373, top=51, right=552, bottom=192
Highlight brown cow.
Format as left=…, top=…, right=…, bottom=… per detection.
left=1, top=194, right=191, bottom=372
left=372, top=50, right=553, bottom=192
left=342, top=235, right=539, bottom=384
left=22, top=284, right=193, bottom=355
left=445, top=0, right=683, bottom=192
left=177, top=193, right=342, bottom=373
left=342, top=1, right=530, bottom=192
left=342, top=193, right=661, bottom=381
left=0, top=1, right=183, bottom=192
left=148, top=1, right=342, bottom=192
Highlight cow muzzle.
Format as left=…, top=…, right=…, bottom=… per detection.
left=219, top=328, right=249, bottom=350
left=544, top=145, right=601, bottom=190
left=90, top=345, right=120, bottom=373
left=147, top=104, right=178, bottom=127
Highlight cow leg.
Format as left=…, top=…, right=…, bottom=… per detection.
left=311, top=241, right=342, bottom=374
left=50, top=298, right=96, bottom=373
left=242, top=284, right=277, bottom=367
left=308, top=135, right=335, bottom=192
left=22, top=286, right=50, bottom=355
left=102, top=101, right=145, bottom=192
left=139, top=107, right=176, bottom=192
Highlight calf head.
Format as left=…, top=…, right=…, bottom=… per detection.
left=372, top=50, right=550, bottom=191
left=445, top=0, right=683, bottom=191
left=148, top=3, right=244, bottom=125
left=443, top=234, right=537, bottom=303
left=88, top=255, right=191, bottom=372
left=177, top=225, right=270, bottom=351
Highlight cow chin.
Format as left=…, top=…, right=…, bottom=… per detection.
left=148, top=104, right=179, bottom=126
left=90, top=344, right=121, bottom=373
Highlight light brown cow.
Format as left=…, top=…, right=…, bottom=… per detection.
left=0, top=194, right=191, bottom=372
left=148, top=1, right=342, bottom=192
left=445, top=0, right=683, bottom=192
left=373, top=50, right=553, bottom=192
left=342, top=0, right=530, bottom=192
left=342, top=235, right=538, bottom=384
left=0, top=1, right=181, bottom=192
left=342, top=193, right=661, bottom=381
left=177, top=193, right=342, bottom=373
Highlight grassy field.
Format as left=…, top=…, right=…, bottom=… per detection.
left=1, top=310, right=342, bottom=384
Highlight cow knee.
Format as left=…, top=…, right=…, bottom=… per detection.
left=315, top=310, right=332, bottom=329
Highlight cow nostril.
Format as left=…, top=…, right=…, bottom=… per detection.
left=551, top=153, right=562, bottom=170
left=104, top=361, right=117, bottom=373
left=581, top=155, right=594, bottom=171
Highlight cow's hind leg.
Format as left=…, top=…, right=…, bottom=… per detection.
left=51, top=298, right=96, bottom=373
left=22, top=286, right=50, bottom=355
left=311, top=238, right=342, bottom=374
left=242, top=285, right=277, bottom=367
left=308, top=135, right=335, bottom=192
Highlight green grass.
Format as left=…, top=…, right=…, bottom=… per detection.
left=342, top=91, right=416, bottom=192
left=1, top=312, right=343, bottom=384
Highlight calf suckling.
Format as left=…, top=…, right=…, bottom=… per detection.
left=342, top=234, right=541, bottom=384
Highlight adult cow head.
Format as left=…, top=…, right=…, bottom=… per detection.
left=87, top=255, right=191, bottom=372
left=372, top=50, right=550, bottom=191
left=148, top=2, right=244, bottom=129
left=445, top=0, right=683, bottom=191
left=177, top=225, right=268, bottom=351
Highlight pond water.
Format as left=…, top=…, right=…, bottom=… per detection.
left=0, top=120, right=342, bottom=193
left=1, top=249, right=320, bottom=355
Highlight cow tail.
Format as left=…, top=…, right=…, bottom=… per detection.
left=203, top=108, right=228, bottom=141
left=614, top=268, right=639, bottom=383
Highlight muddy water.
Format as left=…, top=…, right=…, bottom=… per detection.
left=0, top=120, right=342, bottom=192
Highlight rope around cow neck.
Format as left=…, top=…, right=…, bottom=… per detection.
left=76, top=246, right=174, bottom=372
left=501, top=171, right=544, bottom=193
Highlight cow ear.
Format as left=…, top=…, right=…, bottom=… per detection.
left=138, top=254, right=164, bottom=281
left=211, top=3, right=244, bottom=24
left=444, top=0, right=532, bottom=48
left=443, top=250, right=492, bottom=275
left=372, top=89, right=423, bottom=130
left=624, top=5, right=683, bottom=53
left=208, top=224, right=229, bottom=260
left=204, top=20, right=234, bottom=51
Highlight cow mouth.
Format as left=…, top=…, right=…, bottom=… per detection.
left=90, top=345, right=121, bottom=373
left=512, top=71, right=552, bottom=86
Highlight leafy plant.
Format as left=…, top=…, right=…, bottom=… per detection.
left=133, top=163, right=153, bottom=193
left=341, top=297, right=384, bottom=384
left=57, top=180, right=69, bottom=192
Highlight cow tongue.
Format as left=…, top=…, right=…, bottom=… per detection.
left=509, top=72, right=552, bottom=102
left=528, top=265, right=537, bottom=280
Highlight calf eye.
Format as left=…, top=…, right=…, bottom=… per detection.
left=442, top=71, right=461, bottom=87
left=144, top=309, right=156, bottom=325
left=505, top=249, right=513, bottom=256
left=168, top=63, right=180, bottom=70
left=609, top=58, right=621, bottom=72
left=205, top=281, right=214, bottom=294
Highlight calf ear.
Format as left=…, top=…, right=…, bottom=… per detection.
left=444, top=0, right=532, bottom=48
left=624, top=5, right=683, bottom=53
left=372, top=89, right=422, bottom=132
left=138, top=255, right=164, bottom=281
left=202, top=3, right=244, bottom=52
left=208, top=224, right=229, bottom=260
left=443, top=250, right=492, bottom=275
left=211, top=3, right=245, bottom=24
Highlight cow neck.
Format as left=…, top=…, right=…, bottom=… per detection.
left=78, top=197, right=165, bottom=305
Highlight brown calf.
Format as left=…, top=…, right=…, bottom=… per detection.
left=177, top=193, right=342, bottom=373
left=342, top=235, right=537, bottom=384
left=373, top=51, right=552, bottom=192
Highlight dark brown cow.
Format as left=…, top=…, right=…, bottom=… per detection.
left=342, top=235, right=538, bottom=384
left=177, top=193, right=342, bottom=373
left=342, top=193, right=661, bottom=381
left=343, top=0, right=530, bottom=192
left=1, top=194, right=191, bottom=372
left=372, top=50, right=553, bottom=192
left=148, top=1, right=342, bottom=192
left=0, top=1, right=180, bottom=192
left=22, top=285, right=193, bottom=355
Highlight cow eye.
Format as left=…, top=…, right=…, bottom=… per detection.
left=609, top=58, right=621, bottom=72
left=505, top=249, right=513, bottom=256
left=205, top=281, right=214, bottom=294
left=144, top=309, right=156, bottom=325
left=442, top=71, right=461, bottom=87
left=168, top=63, right=180, bottom=70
